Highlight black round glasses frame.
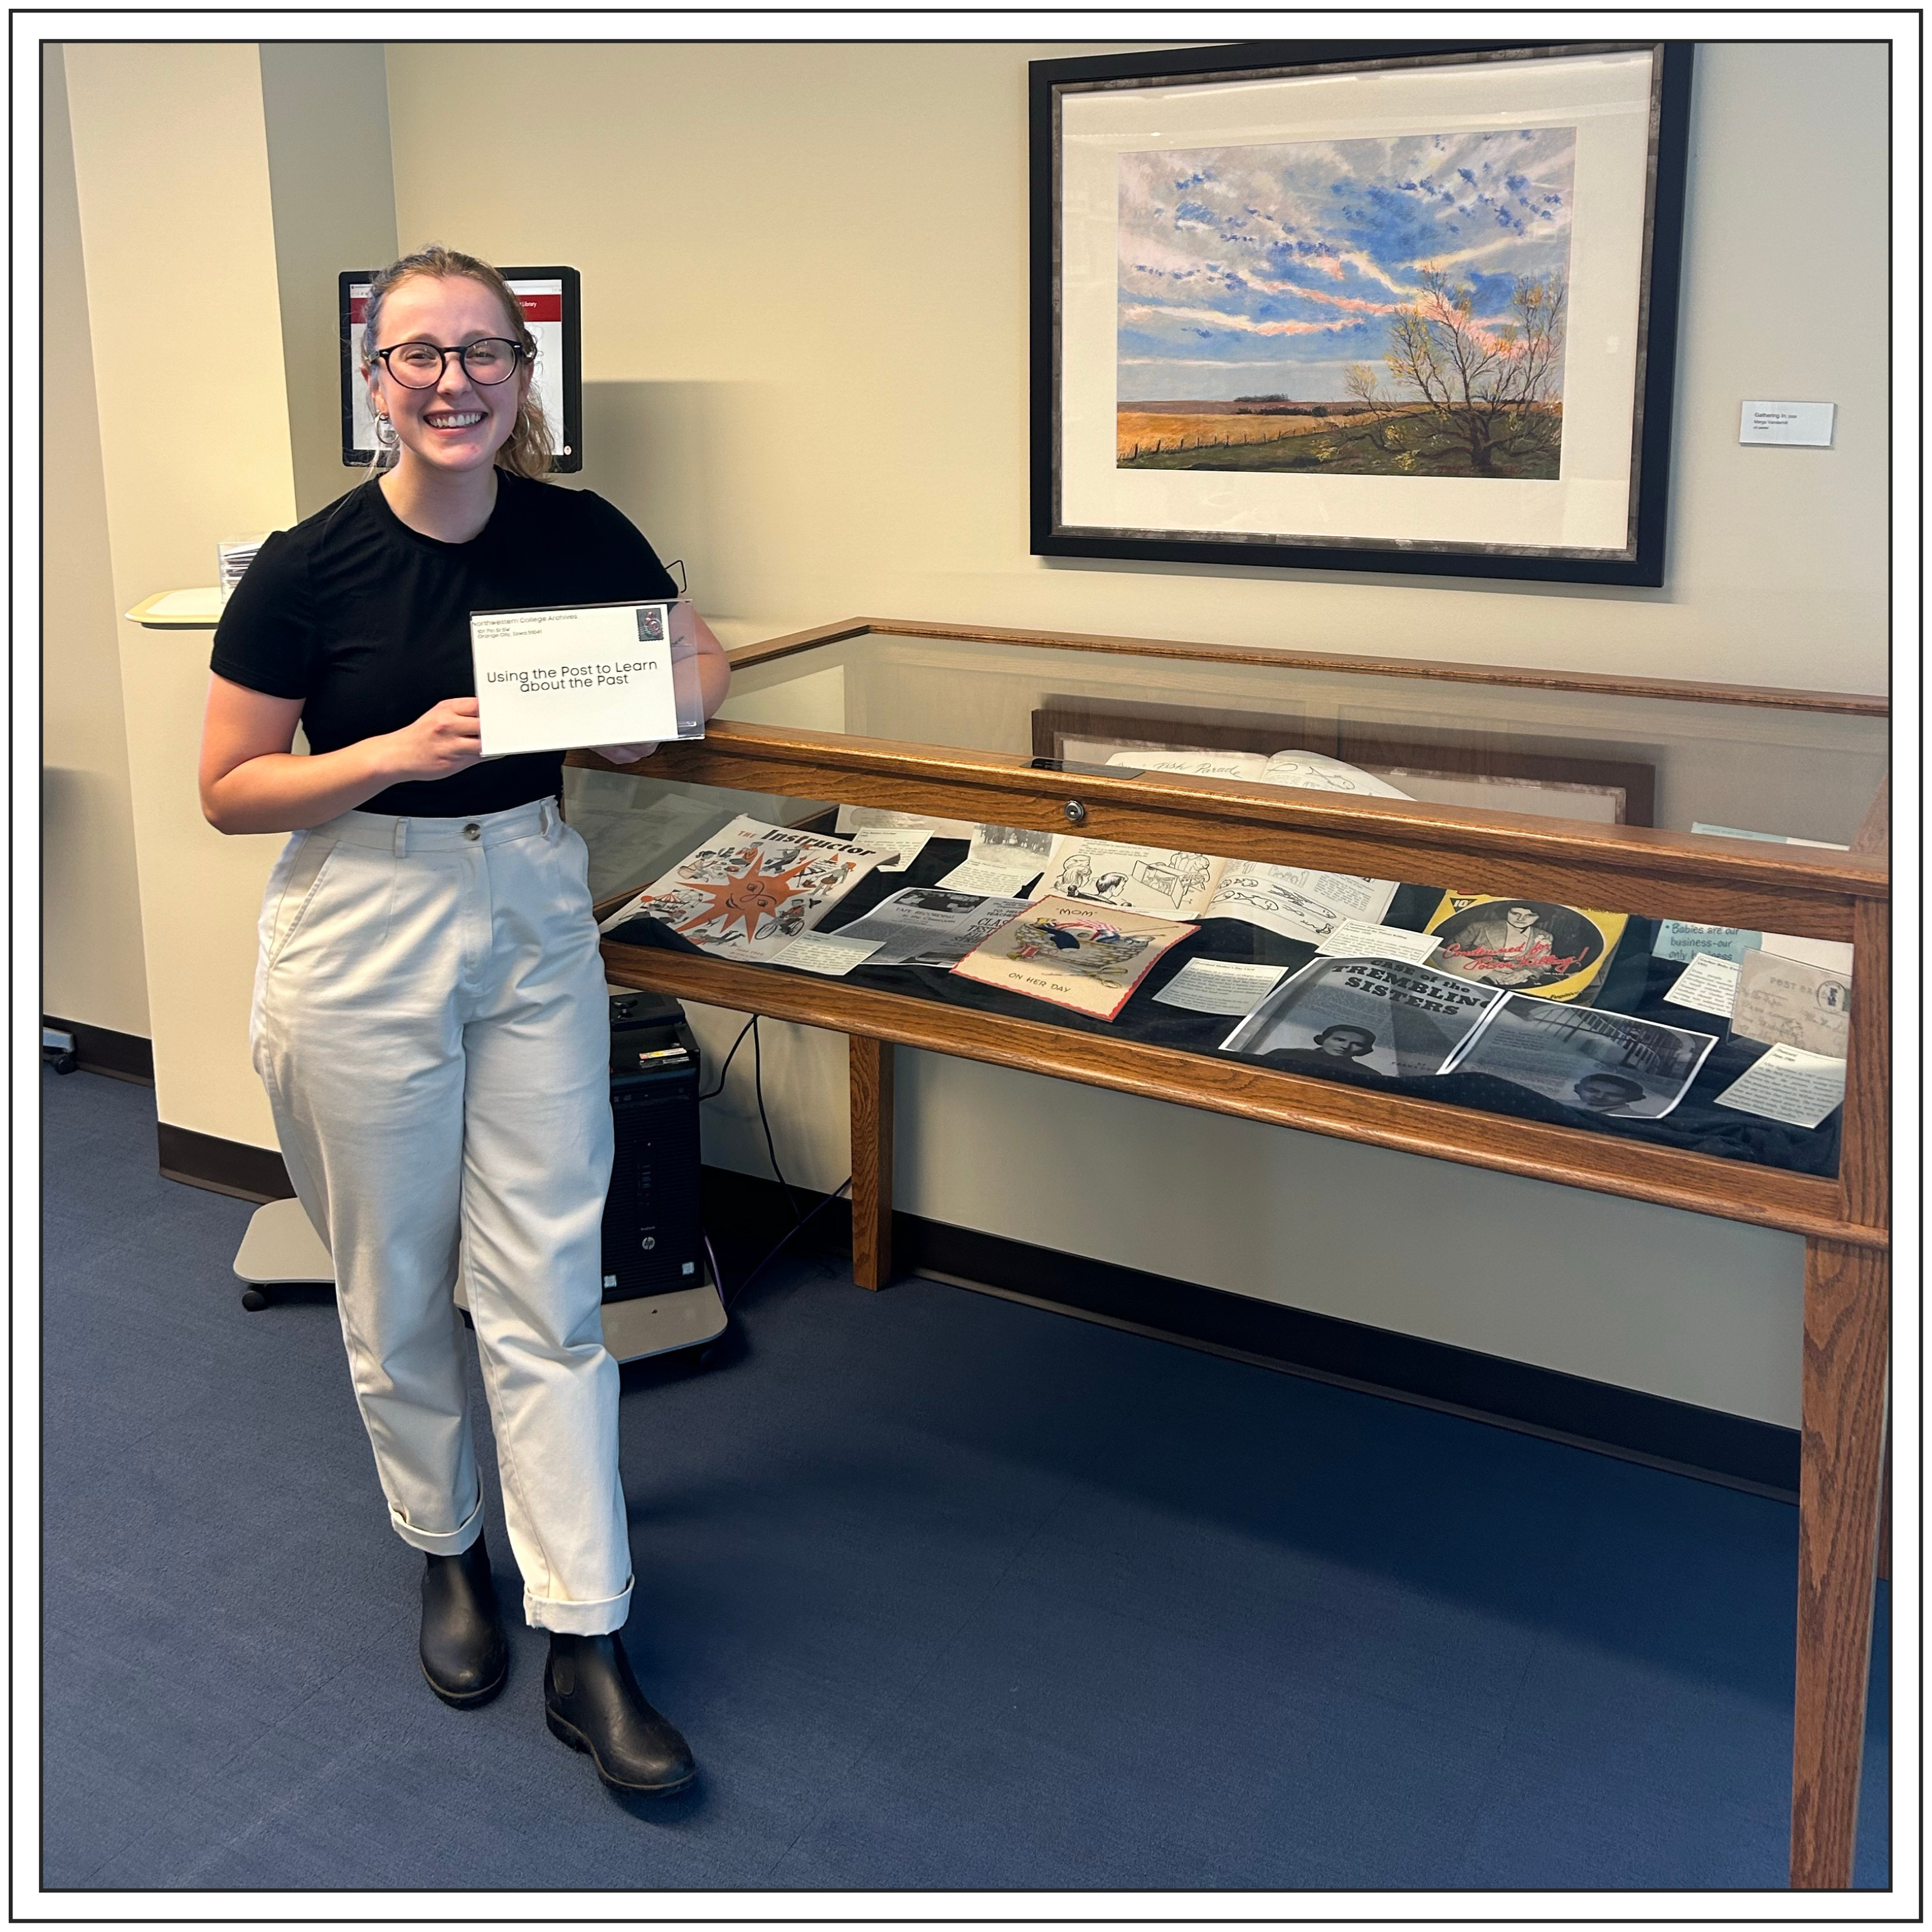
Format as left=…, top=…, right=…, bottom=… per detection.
left=370, top=337, right=528, bottom=388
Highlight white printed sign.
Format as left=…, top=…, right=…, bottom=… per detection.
left=1152, top=958, right=1288, bottom=1017
left=1314, top=921, right=1441, bottom=967
left=1738, top=400, right=1835, bottom=447
left=471, top=602, right=679, bottom=756
left=1714, top=1043, right=1847, bottom=1129
left=1662, top=952, right=1743, bottom=1018
left=773, top=932, right=883, bottom=977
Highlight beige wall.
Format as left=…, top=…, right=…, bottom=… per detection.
left=41, top=46, right=147, bottom=1038
left=63, top=43, right=301, bottom=1145
left=53, top=43, right=403, bottom=1135
left=258, top=43, right=398, bottom=520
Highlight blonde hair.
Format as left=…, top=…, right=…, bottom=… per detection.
left=359, top=245, right=555, bottom=480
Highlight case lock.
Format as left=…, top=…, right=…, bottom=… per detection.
left=1063, top=799, right=1088, bottom=825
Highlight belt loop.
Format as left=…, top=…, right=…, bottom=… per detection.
left=540, top=798, right=556, bottom=836
left=393, top=818, right=408, bottom=859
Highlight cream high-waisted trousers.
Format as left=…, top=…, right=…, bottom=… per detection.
left=250, top=797, right=631, bottom=1635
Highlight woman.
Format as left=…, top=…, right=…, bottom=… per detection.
left=199, top=245, right=730, bottom=1797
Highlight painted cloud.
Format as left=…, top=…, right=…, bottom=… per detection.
left=1118, top=129, right=1576, bottom=401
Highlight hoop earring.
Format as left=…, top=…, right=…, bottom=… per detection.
left=374, top=411, right=400, bottom=448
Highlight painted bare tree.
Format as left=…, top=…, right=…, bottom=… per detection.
left=1341, top=363, right=1399, bottom=452
left=1384, top=271, right=1567, bottom=474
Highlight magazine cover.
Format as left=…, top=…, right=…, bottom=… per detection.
left=1441, top=993, right=1718, bottom=1120
left=597, top=815, right=889, bottom=963
left=949, top=895, right=1196, bottom=1021
left=1424, top=894, right=1628, bottom=1003
left=1220, top=955, right=1500, bottom=1080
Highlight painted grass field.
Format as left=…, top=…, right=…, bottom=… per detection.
left=1115, top=403, right=1561, bottom=480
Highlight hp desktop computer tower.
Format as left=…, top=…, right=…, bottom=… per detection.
left=600, top=989, right=725, bottom=1360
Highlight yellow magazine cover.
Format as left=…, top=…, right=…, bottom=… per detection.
left=1423, top=894, right=1628, bottom=1004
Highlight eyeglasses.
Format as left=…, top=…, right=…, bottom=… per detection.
left=371, top=337, right=527, bottom=388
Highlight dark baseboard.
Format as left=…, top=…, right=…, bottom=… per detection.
left=699, top=1165, right=1800, bottom=1502
left=43, top=1016, right=154, bottom=1085
left=155, top=1123, right=294, bottom=1205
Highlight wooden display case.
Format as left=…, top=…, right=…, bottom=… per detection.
left=582, top=617, right=1889, bottom=1889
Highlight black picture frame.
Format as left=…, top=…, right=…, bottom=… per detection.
left=339, top=265, right=584, bottom=474
left=1029, top=41, right=1693, bottom=586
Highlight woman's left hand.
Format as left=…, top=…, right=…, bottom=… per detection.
left=593, top=743, right=659, bottom=765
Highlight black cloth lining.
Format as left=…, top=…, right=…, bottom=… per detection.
left=605, top=837, right=1839, bottom=1181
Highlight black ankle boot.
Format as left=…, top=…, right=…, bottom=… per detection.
left=544, top=1633, right=696, bottom=1793
left=419, top=1534, right=509, bottom=1707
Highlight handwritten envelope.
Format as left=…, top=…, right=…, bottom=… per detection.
left=1729, top=947, right=1851, bottom=1059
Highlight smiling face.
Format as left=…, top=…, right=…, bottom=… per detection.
left=365, top=273, right=529, bottom=481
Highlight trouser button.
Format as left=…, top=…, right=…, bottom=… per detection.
left=463, top=822, right=481, bottom=841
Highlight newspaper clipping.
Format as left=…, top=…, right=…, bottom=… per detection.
left=827, top=887, right=1032, bottom=968
left=1443, top=994, right=1718, bottom=1120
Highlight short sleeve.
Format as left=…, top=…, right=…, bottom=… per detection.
left=570, top=490, right=681, bottom=603
left=209, top=529, right=314, bottom=700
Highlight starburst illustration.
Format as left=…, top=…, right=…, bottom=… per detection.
left=669, top=844, right=819, bottom=945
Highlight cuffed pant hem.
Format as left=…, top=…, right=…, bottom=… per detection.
left=387, top=1490, right=485, bottom=1557
left=524, top=1576, right=633, bottom=1636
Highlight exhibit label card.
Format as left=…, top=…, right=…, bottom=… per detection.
left=1315, top=920, right=1441, bottom=966
left=472, top=601, right=681, bottom=756
left=1738, top=400, right=1836, bottom=447
left=1152, top=958, right=1287, bottom=1016
left=773, top=932, right=883, bottom=977
left=1662, top=952, right=1743, bottom=1017
left=1714, top=1043, right=1847, bottom=1128
left=851, top=827, right=930, bottom=873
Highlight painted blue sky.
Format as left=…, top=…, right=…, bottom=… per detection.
left=1118, top=129, right=1574, bottom=401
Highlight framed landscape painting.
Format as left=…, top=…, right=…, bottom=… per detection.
left=1029, top=41, right=1692, bottom=585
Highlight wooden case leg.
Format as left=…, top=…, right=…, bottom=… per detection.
left=849, top=1036, right=894, bottom=1291
left=1790, top=1237, right=1889, bottom=1889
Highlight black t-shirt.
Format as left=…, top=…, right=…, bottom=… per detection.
left=210, top=472, right=679, bottom=817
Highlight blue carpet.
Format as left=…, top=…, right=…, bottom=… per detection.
left=40, top=1064, right=1890, bottom=1891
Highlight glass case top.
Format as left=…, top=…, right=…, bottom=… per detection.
left=575, top=624, right=1885, bottom=1194
left=704, top=622, right=1888, bottom=848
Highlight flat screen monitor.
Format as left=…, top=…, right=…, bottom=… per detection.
left=339, top=265, right=583, bottom=472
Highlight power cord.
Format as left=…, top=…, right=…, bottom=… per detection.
left=722, top=1177, right=853, bottom=1314
left=697, top=1016, right=755, bottom=1100
left=750, top=1016, right=806, bottom=1223
left=696, top=1012, right=851, bottom=1310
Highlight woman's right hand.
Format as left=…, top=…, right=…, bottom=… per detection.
left=382, top=697, right=484, bottom=782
